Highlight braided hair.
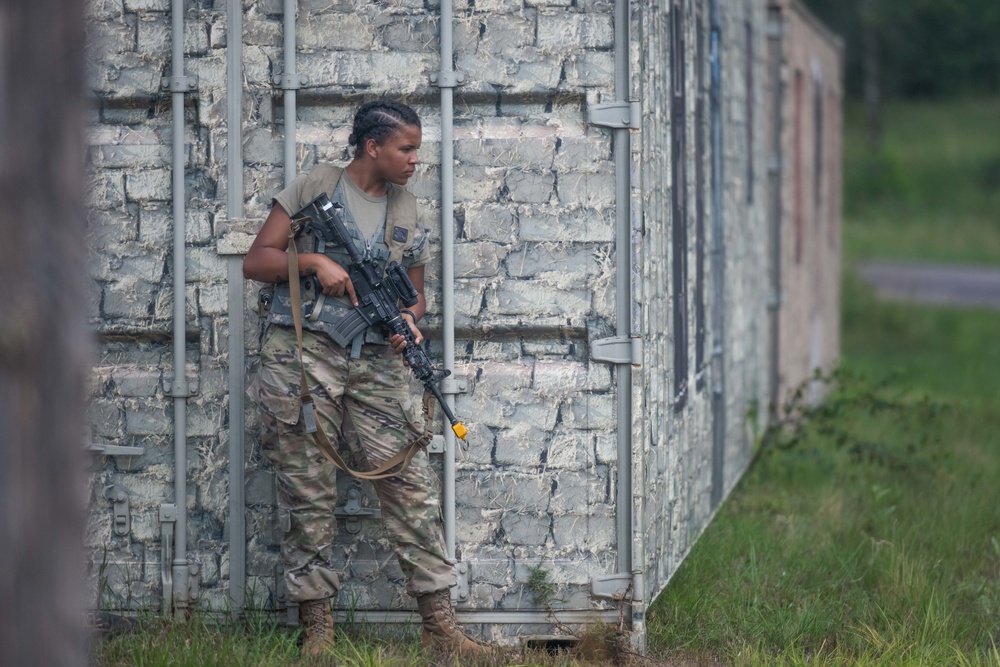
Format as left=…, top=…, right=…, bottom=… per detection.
left=348, top=100, right=421, bottom=149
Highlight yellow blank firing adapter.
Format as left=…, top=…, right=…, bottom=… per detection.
left=452, top=422, right=468, bottom=441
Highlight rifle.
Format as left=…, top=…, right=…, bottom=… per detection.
left=292, top=193, right=468, bottom=442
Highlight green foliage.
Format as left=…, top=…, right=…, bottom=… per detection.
left=647, top=280, right=1000, bottom=665
left=525, top=564, right=559, bottom=610
left=802, top=0, right=1000, bottom=99
left=842, top=97, right=1000, bottom=265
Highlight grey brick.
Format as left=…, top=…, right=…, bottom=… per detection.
left=490, top=280, right=589, bottom=317
left=126, top=169, right=172, bottom=203
left=564, top=51, right=615, bottom=87
left=243, top=128, right=283, bottom=166
left=198, top=283, right=228, bottom=315
left=118, top=254, right=166, bottom=283
left=537, top=12, right=613, bottom=51
left=564, top=392, right=614, bottom=431
left=186, top=247, right=227, bottom=283
left=112, top=369, right=161, bottom=397
left=124, top=0, right=168, bottom=10
left=135, top=14, right=169, bottom=55
left=125, top=400, right=171, bottom=435
left=463, top=203, right=517, bottom=243
left=505, top=169, right=554, bottom=204
left=494, top=424, right=549, bottom=467
left=553, top=136, right=613, bottom=172
left=454, top=165, right=505, bottom=202
left=88, top=209, right=138, bottom=246
left=549, top=470, right=609, bottom=513
left=556, top=171, right=615, bottom=208
left=551, top=513, right=615, bottom=550
left=375, top=15, right=439, bottom=52
left=89, top=398, right=125, bottom=437
left=103, top=279, right=156, bottom=319
left=87, top=17, right=137, bottom=57
left=545, top=429, right=595, bottom=470
left=505, top=244, right=600, bottom=279
left=298, top=13, right=375, bottom=51
left=477, top=15, right=537, bottom=54
left=501, top=512, right=550, bottom=546
left=87, top=172, right=126, bottom=210
left=534, top=359, right=611, bottom=393
left=455, top=242, right=509, bottom=278
left=456, top=136, right=556, bottom=168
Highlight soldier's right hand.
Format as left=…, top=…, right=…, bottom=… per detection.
left=311, top=256, right=359, bottom=306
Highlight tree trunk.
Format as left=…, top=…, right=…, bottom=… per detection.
left=861, top=0, right=882, bottom=149
left=0, top=0, right=88, bottom=665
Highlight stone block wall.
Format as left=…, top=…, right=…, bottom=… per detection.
left=769, top=0, right=843, bottom=410
left=81, top=0, right=841, bottom=645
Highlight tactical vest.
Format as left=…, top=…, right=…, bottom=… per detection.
left=265, top=165, right=421, bottom=349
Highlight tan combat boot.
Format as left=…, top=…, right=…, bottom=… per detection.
left=416, top=589, right=488, bottom=657
left=299, top=598, right=335, bottom=657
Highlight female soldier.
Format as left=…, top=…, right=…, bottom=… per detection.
left=243, top=100, right=484, bottom=658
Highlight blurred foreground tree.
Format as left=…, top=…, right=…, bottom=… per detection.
left=0, top=0, right=89, bottom=665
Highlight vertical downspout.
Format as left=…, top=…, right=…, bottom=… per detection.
left=282, top=0, right=298, bottom=186
left=168, top=0, right=191, bottom=617
left=436, top=0, right=459, bottom=563
left=709, top=0, right=727, bottom=509
left=612, top=0, right=632, bottom=582
left=226, top=0, right=246, bottom=614
left=766, top=6, right=784, bottom=420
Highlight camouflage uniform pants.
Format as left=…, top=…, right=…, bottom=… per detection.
left=249, top=324, right=456, bottom=603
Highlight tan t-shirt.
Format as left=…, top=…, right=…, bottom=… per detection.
left=273, top=169, right=430, bottom=268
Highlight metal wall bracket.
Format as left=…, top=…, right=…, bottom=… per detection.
left=165, top=375, right=199, bottom=398
left=271, top=73, right=309, bottom=90
left=88, top=443, right=145, bottom=457
left=159, top=504, right=176, bottom=613
left=104, top=485, right=131, bottom=537
left=430, top=71, right=465, bottom=88
left=452, top=561, right=470, bottom=603
left=588, top=101, right=642, bottom=130
left=590, top=336, right=643, bottom=366
left=591, top=573, right=633, bottom=600
left=160, top=76, right=198, bottom=93
left=427, top=434, right=445, bottom=454
left=333, top=485, right=381, bottom=534
left=440, top=378, right=468, bottom=395
left=276, top=565, right=299, bottom=625
left=187, top=560, right=202, bottom=604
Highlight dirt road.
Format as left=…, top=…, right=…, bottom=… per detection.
left=856, top=261, right=1000, bottom=309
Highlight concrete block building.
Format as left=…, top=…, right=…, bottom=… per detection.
left=84, top=0, right=842, bottom=650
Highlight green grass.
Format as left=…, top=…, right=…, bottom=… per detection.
left=648, top=96, right=1000, bottom=665
left=843, top=97, right=1000, bottom=265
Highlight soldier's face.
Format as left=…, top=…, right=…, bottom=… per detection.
left=372, top=124, right=422, bottom=186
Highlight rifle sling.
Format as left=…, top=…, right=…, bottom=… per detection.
left=287, top=226, right=430, bottom=481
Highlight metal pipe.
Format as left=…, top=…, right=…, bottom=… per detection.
left=283, top=0, right=297, bottom=186
left=438, top=0, right=458, bottom=561
left=709, top=0, right=727, bottom=510
left=609, top=0, right=643, bottom=642
left=767, top=7, right=784, bottom=421
left=170, top=0, right=190, bottom=617
left=226, top=0, right=246, bottom=614
left=612, top=0, right=632, bottom=579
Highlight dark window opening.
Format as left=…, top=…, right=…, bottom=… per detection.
left=671, top=0, right=689, bottom=412
left=695, top=0, right=707, bottom=390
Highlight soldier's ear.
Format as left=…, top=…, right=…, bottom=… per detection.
left=364, top=137, right=380, bottom=160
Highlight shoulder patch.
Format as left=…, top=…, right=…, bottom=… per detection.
left=392, top=226, right=409, bottom=243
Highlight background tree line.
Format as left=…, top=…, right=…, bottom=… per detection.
left=803, top=0, right=1000, bottom=100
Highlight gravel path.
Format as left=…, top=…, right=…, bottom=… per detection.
left=856, top=261, right=1000, bottom=309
